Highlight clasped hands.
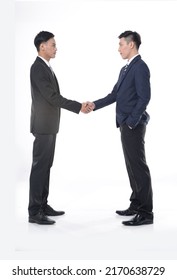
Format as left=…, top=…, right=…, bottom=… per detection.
left=81, top=102, right=95, bottom=114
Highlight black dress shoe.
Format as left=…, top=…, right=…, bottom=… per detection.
left=122, top=213, right=153, bottom=226
left=116, top=208, right=137, bottom=216
left=29, top=212, right=55, bottom=225
left=43, top=205, right=65, bottom=216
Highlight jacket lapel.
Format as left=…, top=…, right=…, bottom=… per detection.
left=36, top=57, right=60, bottom=92
left=116, top=55, right=141, bottom=91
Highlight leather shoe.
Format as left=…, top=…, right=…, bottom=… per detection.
left=29, top=212, right=55, bottom=225
left=122, top=213, right=153, bottom=226
left=43, top=205, right=65, bottom=216
left=116, top=208, right=137, bottom=216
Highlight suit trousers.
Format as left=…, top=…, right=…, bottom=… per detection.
left=28, top=133, right=56, bottom=216
left=120, top=124, right=153, bottom=216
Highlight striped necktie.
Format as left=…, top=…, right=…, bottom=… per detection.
left=123, top=63, right=128, bottom=72
left=121, top=64, right=128, bottom=78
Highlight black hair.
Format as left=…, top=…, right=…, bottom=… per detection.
left=34, top=31, right=54, bottom=51
left=118, top=30, right=141, bottom=50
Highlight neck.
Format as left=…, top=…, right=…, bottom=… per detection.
left=38, top=52, right=50, bottom=62
left=128, top=51, right=139, bottom=61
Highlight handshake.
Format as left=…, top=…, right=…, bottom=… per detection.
left=81, top=101, right=95, bottom=114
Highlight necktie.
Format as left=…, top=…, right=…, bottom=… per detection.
left=121, top=64, right=128, bottom=79
left=49, top=65, right=55, bottom=76
left=123, top=63, right=128, bottom=73
left=119, top=63, right=128, bottom=82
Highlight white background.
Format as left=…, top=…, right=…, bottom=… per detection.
left=2, top=0, right=176, bottom=264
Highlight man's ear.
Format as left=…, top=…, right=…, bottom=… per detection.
left=129, top=41, right=134, bottom=49
left=40, top=42, right=46, bottom=51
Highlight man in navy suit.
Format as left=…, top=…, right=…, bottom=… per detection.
left=87, top=31, right=153, bottom=226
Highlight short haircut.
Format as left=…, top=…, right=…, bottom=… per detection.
left=118, top=31, right=141, bottom=50
left=34, top=31, right=54, bottom=51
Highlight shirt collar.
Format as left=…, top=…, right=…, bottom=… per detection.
left=38, top=56, right=50, bottom=67
left=127, top=54, right=139, bottom=65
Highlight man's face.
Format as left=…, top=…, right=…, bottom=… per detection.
left=118, top=37, right=133, bottom=60
left=40, top=37, right=57, bottom=61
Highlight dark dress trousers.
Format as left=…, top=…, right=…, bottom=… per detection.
left=29, top=57, right=81, bottom=216
left=94, top=55, right=153, bottom=217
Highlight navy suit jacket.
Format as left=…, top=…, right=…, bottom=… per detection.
left=94, top=55, right=151, bottom=128
left=30, top=57, right=81, bottom=134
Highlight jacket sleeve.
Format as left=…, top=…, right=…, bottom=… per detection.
left=31, top=63, right=82, bottom=114
left=126, top=62, right=151, bottom=128
left=93, top=83, right=118, bottom=110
